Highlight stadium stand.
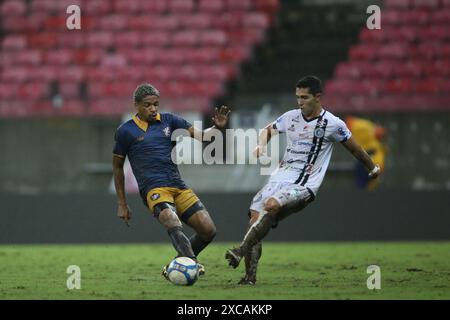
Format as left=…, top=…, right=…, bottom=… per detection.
left=323, top=0, right=450, bottom=111
left=0, top=0, right=279, bottom=117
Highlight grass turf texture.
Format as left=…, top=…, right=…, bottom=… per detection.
left=0, top=242, right=449, bottom=300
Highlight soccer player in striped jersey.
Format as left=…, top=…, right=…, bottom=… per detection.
left=225, top=76, right=380, bottom=285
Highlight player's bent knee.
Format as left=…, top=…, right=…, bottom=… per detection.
left=264, top=198, right=281, bottom=215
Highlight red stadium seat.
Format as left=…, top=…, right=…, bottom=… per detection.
left=392, top=61, right=423, bottom=78
left=114, top=0, right=141, bottom=13
left=184, top=48, right=221, bottom=63
left=376, top=43, right=409, bottom=60
left=44, top=49, right=73, bottom=65
left=419, top=25, right=449, bottom=41
left=101, top=54, right=128, bottom=68
left=59, top=82, right=80, bottom=98
left=359, top=28, right=387, bottom=43
left=83, top=0, right=113, bottom=15
left=385, top=79, right=414, bottom=94
left=415, top=78, right=441, bottom=94
left=141, top=0, right=168, bottom=13
left=431, top=9, right=450, bottom=24
left=211, top=12, right=244, bottom=29
left=403, top=10, right=429, bottom=26
left=254, top=0, right=280, bottom=13
left=380, top=10, right=403, bottom=26
left=219, top=47, right=251, bottom=63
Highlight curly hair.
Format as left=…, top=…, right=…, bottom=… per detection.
left=133, top=83, right=160, bottom=103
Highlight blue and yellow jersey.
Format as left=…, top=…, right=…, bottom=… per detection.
left=113, top=113, right=192, bottom=199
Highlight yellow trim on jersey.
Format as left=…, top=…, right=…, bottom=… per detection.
left=132, top=113, right=161, bottom=132
left=146, top=187, right=200, bottom=216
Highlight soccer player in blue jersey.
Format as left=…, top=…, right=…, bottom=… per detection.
left=112, top=83, right=230, bottom=279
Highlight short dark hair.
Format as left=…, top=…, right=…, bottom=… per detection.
left=296, top=76, right=323, bottom=95
left=133, top=83, right=160, bottom=103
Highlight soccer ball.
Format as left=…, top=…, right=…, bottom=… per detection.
left=167, top=257, right=199, bottom=286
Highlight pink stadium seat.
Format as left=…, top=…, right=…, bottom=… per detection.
left=2, top=67, right=28, bottom=82
left=169, top=0, right=194, bottom=13
left=254, top=0, right=280, bottom=13
left=198, top=65, right=230, bottom=81
left=392, top=62, right=423, bottom=78
left=59, top=82, right=80, bottom=98
left=45, top=49, right=73, bottom=65
left=383, top=0, right=410, bottom=8
left=2, top=35, right=27, bottom=51
left=179, top=14, right=213, bottom=29
left=386, top=79, right=414, bottom=94
left=243, top=13, right=270, bottom=29
left=334, top=62, right=362, bottom=79
left=98, top=15, right=128, bottom=31
left=359, top=28, right=387, bottom=43
left=83, top=0, right=112, bottom=15
left=200, top=31, right=228, bottom=46
left=1, top=0, right=26, bottom=16
left=416, top=41, right=443, bottom=60
left=19, top=82, right=48, bottom=99
left=121, top=48, right=161, bottom=64
left=171, top=31, right=200, bottom=47
left=86, top=32, right=114, bottom=48
left=198, top=0, right=224, bottom=12
left=403, top=10, right=429, bottom=26
left=415, top=78, right=441, bottom=94
left=431, top=9, right=450, bottom=24
left=228, top=29, right=265, bottom=46
left=423, top=60, right=450, bottom=77
left=0, top=83, right=19, bottom=99
left=178, top=65, right=201, bottom=81
left=58, top=32, right=84, bottom=48
left=388, top=27, right=418, bottom=43
left=28, top=66, right=58, bottom=82
left=57, top=67, right=85, bottom=82
left=219, top=47, right=251, bottom=63
left=141, top=0, right=168, bottom=13
left=348, top=45, right=377, bottom=61
left=212, top=12, right=244, bottom=29
left=184, top=48, right=221, bottom=63
left=15, top=51, right=42, bottom=66
left=411, top=0, right=439, bottom=9
left=368, top=61, right=396, bottom=78
left=114, top=32, right=141, bottom=48
left=376, top=43, right=409, bottom=60
left=114, top=0, right=141, bottom=13
left=227, top=0, right=252, bottom=10
left=101, top=54, right=127, bottom=68
left=419, top=25, right=449, bottom=41
left=141, top=32, right=171, bottom=47
left=380, top=10, right=403, bottom=26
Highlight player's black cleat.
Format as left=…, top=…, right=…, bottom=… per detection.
left=225, top=248, right=242, bottom=269
left=238, top=276, right=256, bottom=285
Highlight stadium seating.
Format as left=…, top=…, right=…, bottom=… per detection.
left=323, top=0, right=450, bottom=111
left=0, top=0, right=279, bottom=117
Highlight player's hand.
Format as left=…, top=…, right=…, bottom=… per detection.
left=212, top=105, right=231, bottom=129
left=368, top=165, right=381, bottom=179
left=117, top=203, right=132, bottom=226
left=253, top=145, right=266, bottom=158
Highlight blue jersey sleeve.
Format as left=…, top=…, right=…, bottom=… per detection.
left=170, top=114, right=192, bottom=131
left=113, top=126, right=132, bottom=156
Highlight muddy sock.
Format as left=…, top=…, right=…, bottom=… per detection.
left=167, top=226, right=196, bottom=260
left=189, top=233, right=213, bottom=256
left=239, top=213, right=274, bottom=255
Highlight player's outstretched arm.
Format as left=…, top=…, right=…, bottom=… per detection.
left=341, top=137, right=381, bottom=179
left=188, top=105, right=231, bottom=142
left=254, top=123, right=278, bottom=158
left=112, top=154, right=132, bottom=225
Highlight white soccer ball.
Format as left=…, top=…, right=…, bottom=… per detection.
left=167, top=257, right=199, bottom=286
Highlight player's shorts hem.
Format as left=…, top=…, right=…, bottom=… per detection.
left=180, top=201, right=204, bottom=223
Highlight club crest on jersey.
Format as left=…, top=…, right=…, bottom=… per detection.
left=151, top=193, right=160, bottom=201
left=288, top=124, right=295, bottom=131
left=314, top=127, right=325, bottom=138
left=163, top=127, right=171, bottom=137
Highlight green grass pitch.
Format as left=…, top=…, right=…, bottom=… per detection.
left=0, top=242, right=449, bottom=300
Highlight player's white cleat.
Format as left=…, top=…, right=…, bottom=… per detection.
left=162, top=264, right=170, bottom=281
left=197, top=263, right=205, bottom=277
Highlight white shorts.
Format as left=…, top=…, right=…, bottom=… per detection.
left=249, top=181, right=315, bottom=215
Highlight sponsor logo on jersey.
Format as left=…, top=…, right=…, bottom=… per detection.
left=163, top=127, right=171, bottom=137
left=151, top=193, right=160, bottom=201
left=136, top=136, right=145, bottom=142
left=338, top=127, right=347, bottom=136
left=314, top=127, right=325, bottom=138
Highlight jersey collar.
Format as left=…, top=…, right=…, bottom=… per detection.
left=132, top=113, right=161, bottom=132
left=301, top=109, right=326, bottom=123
